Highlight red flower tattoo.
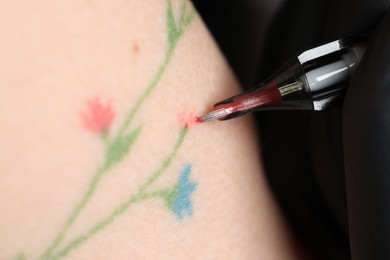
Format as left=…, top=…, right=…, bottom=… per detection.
left=81, top=97, right=115, bottom=133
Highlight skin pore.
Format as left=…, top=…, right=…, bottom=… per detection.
left=0, top=0, right=305, bottom=259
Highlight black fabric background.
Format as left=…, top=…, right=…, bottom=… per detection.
left=192, top=1, right=390, bottom=259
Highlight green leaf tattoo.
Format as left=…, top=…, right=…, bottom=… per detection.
left=19, top=1, right=199, bottom=260
left=166, top=0, right=195, bottom=50
left=103, top=124, right=143, bottom=171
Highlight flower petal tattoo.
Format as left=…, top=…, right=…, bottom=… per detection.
left=80, top=97, right=114, bottom=134
left=171, top=164, right=198, bottom=220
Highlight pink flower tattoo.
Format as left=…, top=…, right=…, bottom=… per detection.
left=80, top=97, right=115, bottom=133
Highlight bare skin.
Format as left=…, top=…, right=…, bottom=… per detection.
left=0, top=0, right=305, bottom=259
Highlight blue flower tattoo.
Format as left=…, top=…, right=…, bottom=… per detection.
left=171, top=164, right=197, bottom=220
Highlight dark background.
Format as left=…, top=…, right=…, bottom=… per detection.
left=192, top=1, right=390, bottom=259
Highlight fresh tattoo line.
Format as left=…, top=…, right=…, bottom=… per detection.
left=15, top=1, right=197, bottom=260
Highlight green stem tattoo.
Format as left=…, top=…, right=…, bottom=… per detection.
left=35, top=1, right=195, bottom=260
left=52, top=128, right=188, bottom=260
left=39, top=166, right=105, bottom=260
left=138, top=127, right=188, bottom=193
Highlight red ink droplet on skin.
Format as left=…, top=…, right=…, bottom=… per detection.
left=132, top=43, right=139, bottom=53
left=177, top=110, right=201, bottom=128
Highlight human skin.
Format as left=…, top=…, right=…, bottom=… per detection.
left=0, top=0, right=305, bottom=259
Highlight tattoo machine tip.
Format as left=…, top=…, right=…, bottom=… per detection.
left=198, top=106, right=234, bottom=123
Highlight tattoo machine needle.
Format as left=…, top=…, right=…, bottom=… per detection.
left=198, top=31, right=372, bottom=123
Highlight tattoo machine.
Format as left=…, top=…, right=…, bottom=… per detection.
left=199, top=31, right=372, bottom=122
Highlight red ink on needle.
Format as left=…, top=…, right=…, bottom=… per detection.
left=199, top=82, right=282, bottom=122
